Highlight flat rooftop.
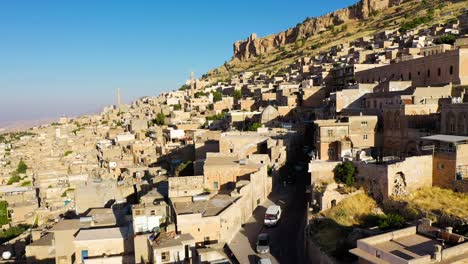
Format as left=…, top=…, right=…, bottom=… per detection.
left=205, top=155, right=261, bottom=169
left=29, top=232, right=54, bottom=247
left=74, top=226, right=130, bottom=241
left=174, top=194, right=237, bottom=217
left=374, top=233, right=437, bottom=260
left=84, top=208, right=117, bottom=226
left=49, top=219, right=91, bottom=232
left=422, top=134, right=468, bottom=143
left=152, top=232, right=195, bottom=249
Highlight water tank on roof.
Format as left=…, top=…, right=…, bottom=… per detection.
left=79, top=216, right=93, bottom=223
left=2, top=251, right=11, bottom=260
left=193, top=194, right=209, bottom=202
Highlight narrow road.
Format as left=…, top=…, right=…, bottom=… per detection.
left=228, top=162, right=308, bottom=264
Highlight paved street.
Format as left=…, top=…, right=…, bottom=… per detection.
left=228, top=163, right=308, bottom=264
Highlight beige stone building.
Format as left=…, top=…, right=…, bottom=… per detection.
left=314, top=115, right=378, bottom=161
left=356, top=45, right=468, bottom=87
left=73, top=226, right=134, bottom=264
left=350, top=219, right=468, bottom=263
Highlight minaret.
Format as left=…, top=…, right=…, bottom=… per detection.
left=117, top=88, right=121, bottom=108
left=190, top=71, right=195, bottom=98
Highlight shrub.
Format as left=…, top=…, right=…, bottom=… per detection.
left=64, top=150, right=73, bottom=157
left=173, top=104, right=182, bottom=111
left=212, top=91, right=222, bottom=102
left=154, top=112, right=165, bottom=126
left=0, top=224, right=31, bottom=244
left=334, top=162, right=357, bottom=187
left=206, top=112, right=226, bottom=121
left=20, top=181, right=31, bottom=186
left=179, top=84, right=189, bottom=91
left=17, top=160, right=27, bottom=174
left=175, top=161, right=193, bottom=176
left=0, top=201, right=9, bottom=225
left=7, top=173, right=21, bottom=185
left=399, top=15, right=433, bottom=33
left=232, top=90, right=242, bottom=101
left=378, top=213, right=406, bottom=230
left=247, top=122, right=262, bottom=131
left=435, top=34, right=456, bottom=45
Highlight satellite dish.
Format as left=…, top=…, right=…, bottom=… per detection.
left=2, top=251, right=11, bottom=259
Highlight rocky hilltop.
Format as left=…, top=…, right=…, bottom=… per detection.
left=233, top=0, right=403, bottom=61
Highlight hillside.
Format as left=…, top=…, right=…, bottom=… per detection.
left=202, top=0, right=467, bottom=83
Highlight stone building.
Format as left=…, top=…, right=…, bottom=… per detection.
left=314, top=115, right=378, bottom=161
left=350, top=219, right=468, bottom=263
left=356, top=45, right=468, bottom=87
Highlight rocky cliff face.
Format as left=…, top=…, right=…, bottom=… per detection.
left=233, top=0, right=404, bottom=61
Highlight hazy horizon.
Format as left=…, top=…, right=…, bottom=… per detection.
left=0, top=0, right=359, bottom=128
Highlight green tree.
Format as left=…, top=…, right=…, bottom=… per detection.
left=232, top=90, right=242, bottom=101
left=435, top=34, right=456, bottom=45
left=17, top=160, right=28, bottom=174
left=154, top=112, right=166, bottom=126
left=212, top=91, right=222, bottom=102
left=173, top=104, right=182, bottom=111
left=247, top=122, right=262, bottom=131
left=0, top=201, right=9, bottom=225
left=334, top=161, right=357, bottom=187
left=179, top=84, right=189, bottom=91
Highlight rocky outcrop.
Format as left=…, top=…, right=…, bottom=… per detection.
left=233, top=0, right=404, bottom=61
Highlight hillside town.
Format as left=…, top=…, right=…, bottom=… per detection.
left=1, top=1, right=468, bottom=264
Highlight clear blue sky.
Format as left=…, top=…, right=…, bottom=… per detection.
left=0, top=0, right=358, bottom=125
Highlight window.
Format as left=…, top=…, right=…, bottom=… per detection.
left=438, top=163, right=445, bottom=170
left=327, top=130, right=334, bottom=137
left=449, top=66, right=454, bottom=75
left=409, top=72, right=412, bottom=80
left=230, top=148, right=233, bottom=153
left=363, top=134, right=368, bottom=140
left=438, top=68, right=441, bottom=76
left=214, top=181, right=219, bottom=189
left=417, top=71, right=420, bottom=76
left=161, top=251, right=170, bottom=262
left=361, top=121, right=368, bottom=127
left=427, top=69, right=431, bottom=77
left=135, top=210, right=142, bottom=216
left=81, top=250, right=88, bottom=260
left=150, top=210, right=155, bottom=216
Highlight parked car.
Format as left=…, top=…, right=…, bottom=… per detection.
left=258, top=258, right=272, bottom=264
left=256, top=233, right=270, bottom=254
left=264, top=205, right=282, bottom=227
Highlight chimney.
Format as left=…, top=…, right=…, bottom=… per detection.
left=432, top=244, right=442, bottom=261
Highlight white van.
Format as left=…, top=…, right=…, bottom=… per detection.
left=264, top=205, right=281, bottom=227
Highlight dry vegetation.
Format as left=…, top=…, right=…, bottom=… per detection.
left=309, top=193, right=381, bottom=257
left=398, top=187, right=468, bottom=220
left=323, top=192, right=379, bottom=226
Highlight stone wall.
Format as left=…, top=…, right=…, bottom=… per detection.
left=168, top=175, right=204, bottom=197
left=355, top=155, right=433, bottom=201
